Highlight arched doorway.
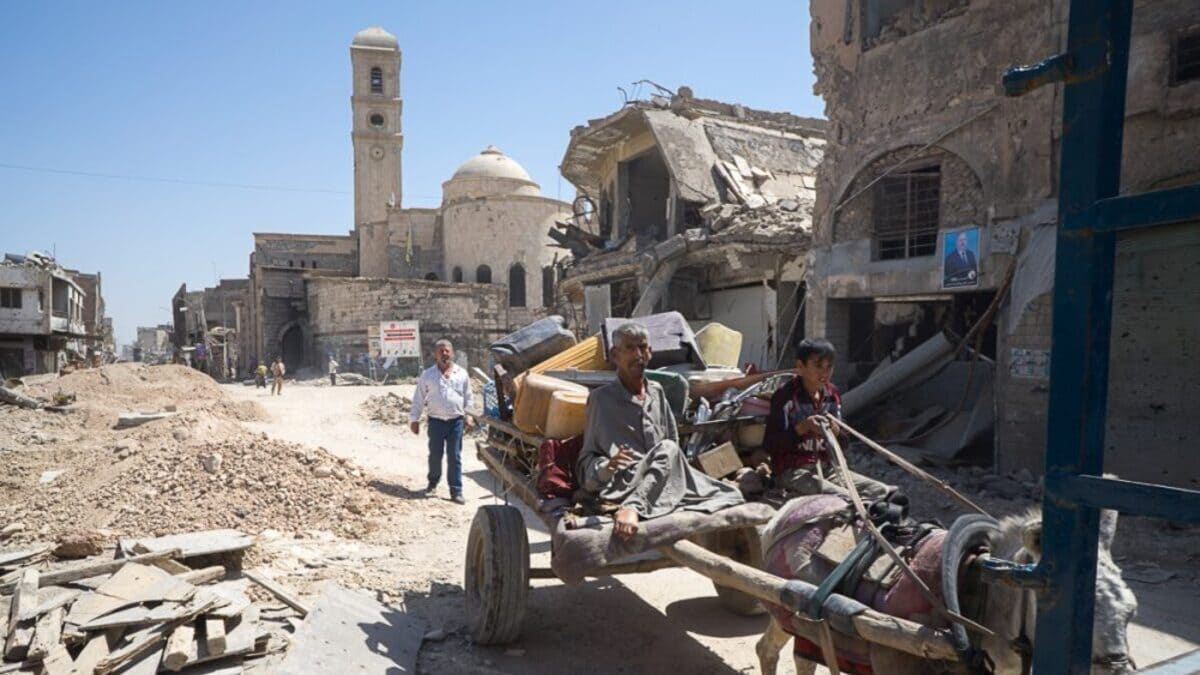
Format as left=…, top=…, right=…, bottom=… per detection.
left=280, top=325, right=304, bottom=372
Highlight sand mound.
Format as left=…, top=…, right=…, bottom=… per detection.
left=0, top=364, right=386, bottom=544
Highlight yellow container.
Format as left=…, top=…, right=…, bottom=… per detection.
left=513, top=373, right=588, bottom=435
left=530, top=334, right=609, bottom=374
left=696, top=323, right=743, bottom=368
left=543, top=389, right=590, bottom=439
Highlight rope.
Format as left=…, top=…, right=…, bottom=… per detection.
left=819, top=422, right=994, bottom=638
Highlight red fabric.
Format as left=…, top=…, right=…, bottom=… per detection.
left=536, top=436, right=583, bottom=500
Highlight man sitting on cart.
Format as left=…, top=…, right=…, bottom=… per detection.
left=576, top=322, right=744, bottom=540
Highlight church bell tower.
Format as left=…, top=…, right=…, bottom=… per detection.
left=350, top=26, right=403, bottom=227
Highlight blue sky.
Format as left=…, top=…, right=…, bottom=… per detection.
left=0, top=2, right=822, bottom=347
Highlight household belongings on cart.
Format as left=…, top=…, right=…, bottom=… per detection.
left=484, top=312, right=791, bottom=495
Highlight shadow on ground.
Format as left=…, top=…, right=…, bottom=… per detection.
left=402, top=577, right=747, bottom=674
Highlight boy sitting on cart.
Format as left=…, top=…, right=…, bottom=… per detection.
left=763, top=337, right=893, bottom=500
left=576, top=322, right=744, bottom=540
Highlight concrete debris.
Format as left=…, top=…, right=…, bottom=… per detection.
left=53, top=529, right=107, bottom=559
left=359, top=392, right=413, bottom=426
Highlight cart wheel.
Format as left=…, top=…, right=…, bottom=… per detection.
left=704, top=527, right=767, bottom=616
left=464, top=505, right=529, bottom=644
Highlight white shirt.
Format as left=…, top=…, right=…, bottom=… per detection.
left=409, top=363, right=473, bottom=422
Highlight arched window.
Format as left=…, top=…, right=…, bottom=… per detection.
left=370, top=67, right=383, bottom=94
left=424, top=272, right=438, bottom=281
left=452, top=267, right=463, bottom=283
left=542, top=266, right=555, bottom=308
left=311, top=261, right=318, bottom=269
left=476, top=265, right=492, bottom=284
left=288, top=260, right=294, bottom=267
left=300, top=260, right=306, bottom=268
left=508, top=264, right=526, bottom=307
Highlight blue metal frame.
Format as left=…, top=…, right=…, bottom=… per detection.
left=1002, top=1, right=1200, bottom=672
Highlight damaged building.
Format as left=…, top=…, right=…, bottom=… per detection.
left=806, top=0, right=1200, bottom=481
left=184, top=27, right=569, bottom=374
left=556, top=89, right=826, bottom=368
left=0, top=252, right=103, bottom=377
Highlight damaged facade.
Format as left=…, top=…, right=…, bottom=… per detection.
left=557, top=90, right=826, bottom=368
left=807, top=0, right=1200, bottom=483
left=0, top=252, right=109, bottom=377
left=184, top=27, right=569, bottom=374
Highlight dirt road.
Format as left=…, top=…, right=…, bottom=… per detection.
left=224, top=382, right=1199, bottom=674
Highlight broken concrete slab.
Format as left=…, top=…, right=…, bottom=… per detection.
left=273, top=584, right=423, bottom=675
left=123, top=529, right=254, bottom=559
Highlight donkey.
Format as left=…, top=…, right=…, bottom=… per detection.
left=755, top=495, right=1138, bottom=674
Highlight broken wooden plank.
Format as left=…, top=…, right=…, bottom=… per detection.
left=0, top=546, right=52, bottom=569
left=32, top=587, right=80, bottom=617
left=68, top=628, right=119, bottom=674
left=38, top=643, right=72, bottom=675
left=112, top=642, right=164, bottom=675
left=65, top=563, right=195, bottom=628
left=11, top=569, right=39, bottom=622
left=178, top=566, right=226, bottom=585
left=204, top=615, right=227, bottom=656
left=93, top=624, right=172, bottom=674
left=273, top=585, right=423, bottom=675
left=125, top=530, right=253, bottom=559
left=78, top=605, right=156, bottom=632
left=0, top=549, right=180, bottom=593
left=161, top=622, right=196, bottom=672
left=206, top=581, right=250, bottom=620
left=27, top=606, right=64, bottom=660
left=167, top=606, right=259, bottom=671
left=3, top=617, right=35, bottom=663
left=242, top=570, right=309, bottom=617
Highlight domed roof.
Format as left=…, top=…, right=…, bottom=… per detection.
left=450, top=146, right=534, bottom=183
left=352, top=26, right=397, bottom=49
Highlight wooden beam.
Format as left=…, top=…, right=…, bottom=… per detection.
left=659, top=539, right=959, bottom=661
left=204, top=616, right=227, bottom=655
left=177, top=566, right=226, bottom=585
left=0, top=549, right=180, bottom=593
left=242, top=570, right=309, bottom=617
left=162, top=622, right=196, bottom=672
left=27, top=606, right=65, bottom=660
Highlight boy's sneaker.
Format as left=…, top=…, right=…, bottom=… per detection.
left=424, top=484, right=437, bottom=495
left=451, top=494, right=466, bottom=505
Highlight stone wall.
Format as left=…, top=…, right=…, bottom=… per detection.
left=386, top=208, right=442, bottom=280
left=306, top=277, right=509, bottom=374
left=807, top=0, right=1200, bottom=475
left=441, top=195, right=570, bottom=309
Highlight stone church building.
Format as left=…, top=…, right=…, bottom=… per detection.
left=218, top=27, right=569, bottom=372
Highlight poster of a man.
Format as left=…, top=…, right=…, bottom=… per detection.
left=942, top=227, right=980, bottom=289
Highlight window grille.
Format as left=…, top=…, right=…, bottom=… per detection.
left=0, top=288, right=21, bottom=309
left=370, top=67, right=383, bottom=94
left=874, top=165, right=940, bottom=260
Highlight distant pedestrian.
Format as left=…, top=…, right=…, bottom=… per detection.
left=409, top=339, right=474, bottom=504
left=271, top=357, right=286, bottom=395
left=328, top=357, right=339, bottom=386
left=255, top=362, right=268, bottom=389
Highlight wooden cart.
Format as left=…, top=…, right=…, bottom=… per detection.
left=464, top=416, right=962, bottom=665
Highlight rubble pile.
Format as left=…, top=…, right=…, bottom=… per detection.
left=0, top=364, right=388, bottom=545
left=359, top=392, right=413, bottom=426
left=702, top=197, right=816, bottom=243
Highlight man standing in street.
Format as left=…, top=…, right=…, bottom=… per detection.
left=328, top=356, right=339, bottom=386
left=270, top=357, right=286, bottom=396
left=409, top=339, right=474, bottom=504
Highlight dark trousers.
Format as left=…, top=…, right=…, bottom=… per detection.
left=427, top=416, right=464, bottom=496
left=330, top=373, right=336, bottom=386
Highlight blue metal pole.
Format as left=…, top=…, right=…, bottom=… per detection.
left=1035, top=1, right=1133, bottom=673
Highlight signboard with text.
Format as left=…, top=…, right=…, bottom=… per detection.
left=379, top=320, right=420, bottom=358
